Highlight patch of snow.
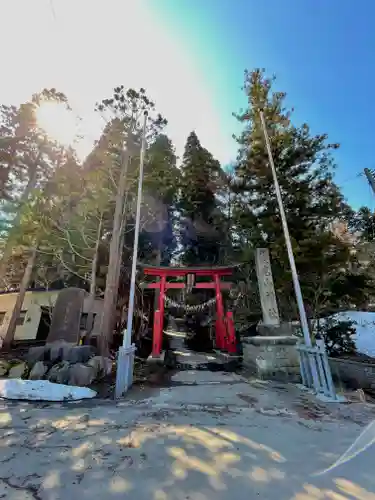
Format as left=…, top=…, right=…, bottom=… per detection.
left=333, top=311, right=375, bottom=358
left=0, top=379, right=96, bottom=401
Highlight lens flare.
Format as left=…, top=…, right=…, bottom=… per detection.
left=36, top=101, right=78, bottom=146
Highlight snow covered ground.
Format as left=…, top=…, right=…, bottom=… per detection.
left=334, top=311, right=375, bottom=358
left=0, top=379, right=96, bottom=401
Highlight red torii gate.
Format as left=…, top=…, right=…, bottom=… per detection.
left=141, top=265, right=237, bottom=357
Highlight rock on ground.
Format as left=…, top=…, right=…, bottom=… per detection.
left=26, top=345, right=47, bottom=366
left=26, top=342, right=97, bottom=366
left=25, top=353, right=112, bottom=386
left=49, top=342, right=74, bottom=363
left=0, top=360, right=10, bottom=377
left=66, top=345, right=96, bottom=363
left=68, top=363, right=96, bottom=386
left=8, top=362, right=27, bottom=379
left=87, top=356, right=112, bottom=379
left=29, top=361, right=48, bottom=380
left=47, top=361, right=71, bottom=384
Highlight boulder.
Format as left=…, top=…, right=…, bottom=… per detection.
left=0, top=360, right=10, bottom=377
left=87, top=356, right=112, bottom=380
left=68, top=363, right=96, bottom=387
left=29, top=361, right=48, bottom=380
left=49, top=341, right=73, bottom=363
left=26, top=346, right=49, bottom=366
left=8, top=362, right=28, bottom=379
left=26, top=342, right=97, bottom=366
left=66, top=346, right=96, bottom=364
left=47, top=361, right=71, bottom=385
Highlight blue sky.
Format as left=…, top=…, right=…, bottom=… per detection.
left=148, top=0, right=375, bottom=209
left=1, top=0, right=374, bottom=209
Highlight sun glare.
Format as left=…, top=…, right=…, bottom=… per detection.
left=36, top=101, right=79, bottom=147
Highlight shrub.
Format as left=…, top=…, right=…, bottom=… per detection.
left=319, top=318, right=357, bottom=357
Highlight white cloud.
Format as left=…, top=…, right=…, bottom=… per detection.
left=1, top=0, right=234, bottom=164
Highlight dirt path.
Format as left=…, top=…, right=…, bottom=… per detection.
left=1, top=367, right=375, bottom=499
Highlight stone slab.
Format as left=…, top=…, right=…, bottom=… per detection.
left=255, top=248, right=280, bottom=326
left=257, top=323, right=296, bottom=337
left=242, top=340, right=301, bottom=383
left=244, top=335, right=299, bottom=346
left=47, top=288, right=85, bottom=344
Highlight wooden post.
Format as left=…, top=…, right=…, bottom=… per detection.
left=152, top=310, right=162, bottom=356
left=158, top=275, right=166, bottom=325
left=226, top=311, right=237, bottom=353
left=152, top=274, right=166, bottom=357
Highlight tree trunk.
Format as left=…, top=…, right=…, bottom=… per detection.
left=99, top=152, right=130, bottom=356
left=2, top=247, right=37, bottom=350
left=0, top=161, right=40, bottom=284
left=112, top=203, right=128, bottom=335
left=114, top=190, right=129, bottom=309
left=86, top=217, right=103, bottom=336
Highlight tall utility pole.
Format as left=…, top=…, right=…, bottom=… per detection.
left=364, top=168, right=375, bottom=195
left=259, top=110, right=338, bottom=399
left=259, top=110, right=312, bottom=347
left=115, top=111, right=148, bottom=399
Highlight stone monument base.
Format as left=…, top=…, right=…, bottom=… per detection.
left=257, top=322, right=298, bottom=336
left=242, top=335, right=301, bottom=382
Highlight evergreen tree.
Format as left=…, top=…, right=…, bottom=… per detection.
left=139, top=134, right=180, bottom=265
left=234, top=69, right=373, bottom=318
left=179, top=131, right=223, bottom=265
left=95, top=86, right=166, bottom=354
left=0, top=89, right=71, bottom=281
left=349, top=206, right=375, bottom=242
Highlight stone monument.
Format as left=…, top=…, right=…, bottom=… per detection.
left=46, top=287, right=86, bottom=344
left=255, top=248, right=280, bottom=332
left=242, top=248, right=300, bottom=382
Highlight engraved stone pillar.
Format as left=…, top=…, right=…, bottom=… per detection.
left=241, top=248, right=300, bottom=380
left=255, top=248, right=280, bottom=327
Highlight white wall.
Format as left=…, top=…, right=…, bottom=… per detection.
left=0, top=290, right=103, bottom=341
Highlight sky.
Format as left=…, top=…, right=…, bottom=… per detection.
left=1, top=0, right=374, bottom=209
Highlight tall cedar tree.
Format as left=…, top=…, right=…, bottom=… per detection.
left=179, top=131, right=223, bottom=265
left=234, top=69, right=372, bottom=318
left=95, top=87, right=167, bottom=354
left=138, top=134, right=180, bottom=265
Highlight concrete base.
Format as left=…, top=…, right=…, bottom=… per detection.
left=242, top=335, right=301, bottom=382
left=257, top=322, right=297, bottom=336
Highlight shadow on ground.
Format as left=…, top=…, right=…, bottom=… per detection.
left=1, top=374, right=375, bottom=499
